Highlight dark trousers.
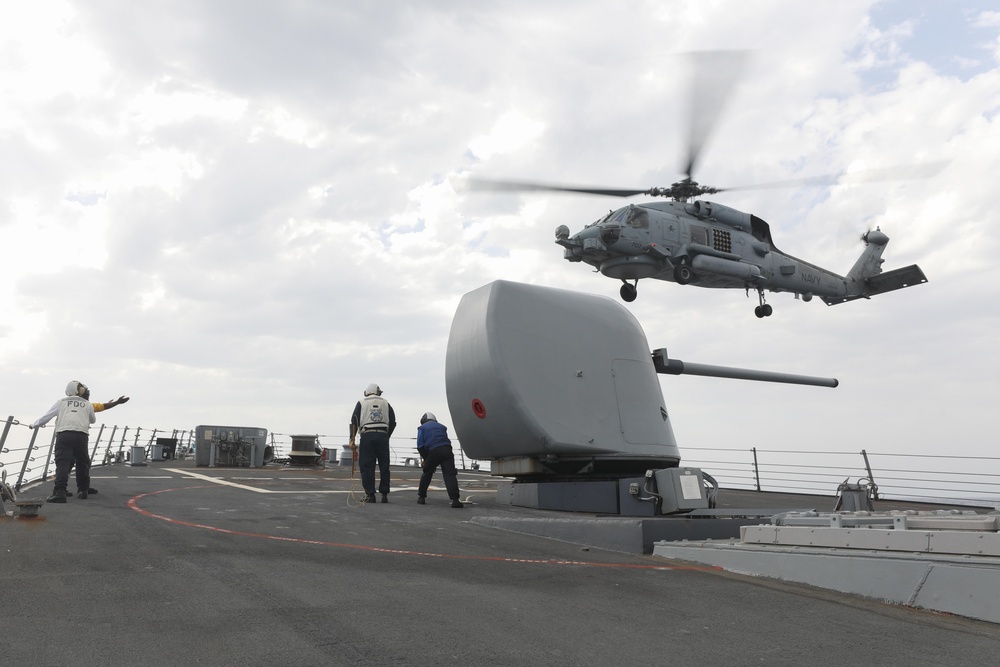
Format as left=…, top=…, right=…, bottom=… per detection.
left=418, top=445, right=460, bottom=500
left=53, top=430, right=91, bottom=493
left=358, top=430, right=390, bottom=496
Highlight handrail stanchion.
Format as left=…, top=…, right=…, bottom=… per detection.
left=104, top=425, right=119, bottom=464
left=41, top=428, right=57, bottom=482
left=117, top=426, right=129, bottom=459
left=861, top=449, right=880, bottom=500
left=0, top=416, right=14, bottom=455
left=15, top=427, right=40, bottom=491
left=752, top=446, right=761, bottom=492
left=91, top=424, right=106, bottom=462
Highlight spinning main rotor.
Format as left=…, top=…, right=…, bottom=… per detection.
left=470, top=51, right=944, bottom=203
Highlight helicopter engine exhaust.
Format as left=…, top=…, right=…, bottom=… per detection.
left=685, top=201, right=753, bottom=233
left=690, top=254, right=761, bottom=281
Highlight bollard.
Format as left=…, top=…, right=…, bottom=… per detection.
left=15, top=500, right=43, bottom=518
left=1, top=469, right=16, bottom=517
left=323, top=448, right=338, bottom=468
left=130, top=445, right=147, bottom=467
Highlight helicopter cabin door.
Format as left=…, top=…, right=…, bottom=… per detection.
left=659, top=212, right=681, bottom=251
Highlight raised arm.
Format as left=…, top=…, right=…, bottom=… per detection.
left=101, top=396, right=131, bottom=410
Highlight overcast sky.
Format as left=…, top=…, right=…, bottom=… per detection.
left=2, top=1, right=998, bottom=470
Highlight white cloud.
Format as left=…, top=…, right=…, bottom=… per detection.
left=126, top=79, right=248, bottom=132
left=0, top=1, right=109, bottom=109
left=2, top=0, right=999, bottom=483
left=467, top=111, right=546, bottom=161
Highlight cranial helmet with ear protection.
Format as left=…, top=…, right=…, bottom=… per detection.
left=420, top=412, right=436, bottom=424
left=65, top=381, right=90, bottom=399
left=364, top=383, right=382, bottom=396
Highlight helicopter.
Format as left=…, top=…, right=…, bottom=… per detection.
left=473, top=177, right=928, bottom=317
left=471, top=52, right=933, bottom=318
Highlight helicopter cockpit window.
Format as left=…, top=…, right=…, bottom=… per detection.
left=589, top=210, right=615, bottom=227
left=600, top=225, right=621, bottom=245
left=610, top=207, right=630, bottom=224
left=625, top=206, right=648, bottom=229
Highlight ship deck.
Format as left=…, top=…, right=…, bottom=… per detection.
left=3, top=457, right=999, bottom=666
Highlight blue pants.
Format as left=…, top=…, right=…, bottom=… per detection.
left=418, top=445, right=460, bottom=501
left=53, top=430, right=91, bottom=493
left=358, top=430, right=390, bottom=496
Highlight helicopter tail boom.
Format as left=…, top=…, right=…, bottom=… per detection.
left=821, top=264, right=927, bottom=305
left=820, top=228, right=927, bottom=305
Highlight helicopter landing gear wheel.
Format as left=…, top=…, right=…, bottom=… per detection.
left=754, top=291, right=773, bottom=318
left=620, top=281, right=638, bottom=302
left=673, top=263, right=694, bottom=285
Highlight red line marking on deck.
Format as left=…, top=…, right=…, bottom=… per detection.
left=128, top=485, right=716, bottom=572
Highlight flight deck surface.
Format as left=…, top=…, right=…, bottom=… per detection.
left=3, top=458, right=999, bottom=666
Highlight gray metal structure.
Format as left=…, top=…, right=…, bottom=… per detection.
left=653, top=509, right=1000, bottom=624
left=446, top=280, right=680, bottom=478
left=194, top=425, right=268, bottom=468
left=445, top=280, right=836, bottom=515
left=288, top=434, right=325, bottom=466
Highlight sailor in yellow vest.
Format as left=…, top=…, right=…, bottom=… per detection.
left=350, top=383, right=396, bottom=503
left=30, top=381, right=130, bottom=503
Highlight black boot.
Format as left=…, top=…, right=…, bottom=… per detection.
left=46, top=489, right=67, bottom=504
left=77, top=489, right=88, bottom=499
left=381, top=494, right=388, bottom=503
left=417, top=497, right=426, bottom=505
left=451, top=499, right=464, bottom=508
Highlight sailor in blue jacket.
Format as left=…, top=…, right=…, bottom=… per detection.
left=415, top=413, right=462, bottom=508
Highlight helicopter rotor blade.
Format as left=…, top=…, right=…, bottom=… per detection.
left=715, top=160, right=949, bottom=193
left=468, top=178, right=649, bottom=198
left=683, top=50, right=750, bottom=180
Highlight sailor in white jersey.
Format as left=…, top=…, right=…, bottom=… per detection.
left=31, top=381, right=130, bottom=503
left=350, top=383, right=396, bottom=503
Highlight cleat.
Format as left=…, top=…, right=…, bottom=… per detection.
left=451, top=499, right=464, bottom=508
left=417, top=497, right=426, bottom=505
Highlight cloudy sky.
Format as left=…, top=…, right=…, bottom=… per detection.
left=2, top=1, right=998, bottom=472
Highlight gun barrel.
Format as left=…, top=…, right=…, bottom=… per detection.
left=652, top=349, right=838, bottom=388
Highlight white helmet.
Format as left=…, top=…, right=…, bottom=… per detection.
left=420, top=412, right=437, bottom=424
left=65, top=381, right=89, bottom=399
left=364, top=383, right=382, bottom=396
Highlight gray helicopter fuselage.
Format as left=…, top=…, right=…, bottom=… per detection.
left=556, top=199, right=925, bottom=307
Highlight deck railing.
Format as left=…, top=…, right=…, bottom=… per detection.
left=3, top=415, right=998, bottom=508
left=0, top=417, right=480, bottom=492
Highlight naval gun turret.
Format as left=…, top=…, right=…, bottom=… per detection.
left=651, top=349, right=838, bottom=388
left=445, top=280, right=836, bottom=515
